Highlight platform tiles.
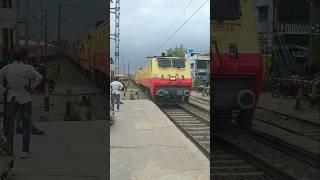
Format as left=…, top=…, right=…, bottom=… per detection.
left=111, top=100, right=209, bottom=180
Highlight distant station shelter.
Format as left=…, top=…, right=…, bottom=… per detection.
left=114, top=73, right=128, bottom=81
left=186, top=49, right=210, bottom=86
left=253, top=0, right=320, bottom=75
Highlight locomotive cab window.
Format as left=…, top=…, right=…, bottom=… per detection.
left=157, top=59, right=171, bottom=68
left=172, top=59, right=185, bottom=68
left=211, top=0, right=241, bottom=21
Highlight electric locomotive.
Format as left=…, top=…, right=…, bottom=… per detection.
left=211, top=0, right=262, bottom=131
left=134, top=53, right=192, bottom=103
left=67, top=19, right=110, bottom=88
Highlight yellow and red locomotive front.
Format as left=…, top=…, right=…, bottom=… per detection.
left=211, top=0, right=262, bottom=131
left=135, top=56, right=192, bottom=102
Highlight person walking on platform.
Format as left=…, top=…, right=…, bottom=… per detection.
left=110, top=77, right=123, bottom=112
left=0, top=48, right=43, bottom=158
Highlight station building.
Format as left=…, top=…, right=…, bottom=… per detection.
left=186, top=49, right=210, bottom=86
left=253, top=0, right=320, bottom=75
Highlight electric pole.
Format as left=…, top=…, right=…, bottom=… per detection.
left=127, top=62, right=130, bottom=77
left=121, top=53, right=123, bottom=75
left=44, top=9, right=48, bottom=62
left=308, top=0, right=314, bottom=75
left=25, top=0, right=29, bottom=47
left=58, top=3, right=62, bottom=49
left=15, top=0, right=20, bottom=47
left=37, top=7, right=41, bottom=63
left=123, top=63, right=125, bottom=77
left=111, top=0, right=120, bottom=76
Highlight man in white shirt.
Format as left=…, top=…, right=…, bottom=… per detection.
left=110, top=77, right=123, bottom=112
left=0, top=49, right=43, bottom=158
left=15, top=48, right=45, bottom=135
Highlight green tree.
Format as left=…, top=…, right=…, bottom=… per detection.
left=166, top=44, right=187, bottom=58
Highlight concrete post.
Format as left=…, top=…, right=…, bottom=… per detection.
left=295, top=87, right=303, bottom=110
left=65, top=89, right=72, bottom=116
left=86, top=96, right=92, bottom=121
left=44, top=81, right=49, bottom=111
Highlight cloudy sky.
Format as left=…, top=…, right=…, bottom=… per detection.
left=110, top=0, right=210, bottom=73
left=16, top=0, right=107, bottom=43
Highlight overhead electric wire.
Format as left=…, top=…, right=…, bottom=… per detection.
left=151, top=0, right=193, bottom=51
left=157, top=0, right=209, bottom=53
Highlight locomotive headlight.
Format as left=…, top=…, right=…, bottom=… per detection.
left=184, top=90, right=190, bottom=96
left=236, top=89, right=255, bottom=110
left=170, top=76, right=176, bottom=81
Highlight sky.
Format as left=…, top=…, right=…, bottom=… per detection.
left=110, top=0, right=210, bottom=73
left=15, top=0, right=107, bottom=43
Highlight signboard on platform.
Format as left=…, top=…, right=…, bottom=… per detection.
left=0, top=8, right=16, bottom=28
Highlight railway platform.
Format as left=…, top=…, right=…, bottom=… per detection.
left=11, top=121, right=107, bottom=180
left=0, top=56, right=108, bottom=179
left=257, top=92, right=319, bottom=125
left=110, top=100, right=209, bottom=180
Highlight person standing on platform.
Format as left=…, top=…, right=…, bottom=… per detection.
left=0, top=48, right=43, bottom=158
left=110, top=77, right=123, bottom=112
left=15, top=49, right=45, bottom=135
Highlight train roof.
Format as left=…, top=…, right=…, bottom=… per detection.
left=79, top=19, right=108, bottom=40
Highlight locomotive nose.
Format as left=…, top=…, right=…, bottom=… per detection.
left=184, top=90, right=190, bottom=96
left=236, top=89, right=255, bottom=110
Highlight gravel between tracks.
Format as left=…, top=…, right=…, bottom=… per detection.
left=221, top=134, right=320, bottom=180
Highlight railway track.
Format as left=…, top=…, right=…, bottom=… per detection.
left=212, top=136, right=293, bottom=180
left=253, top=106, right=320, bottom=168
left=189, top=95, right=210, bottom=107
left=255, top=106, right=320, bottom=141
left=160, top=103, right=287, bottom=179
left=142, top=89, right=319, bottom=178
left=160, top=104, right=210, bottom=158
left=168, top=97, right=319, bottom=179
